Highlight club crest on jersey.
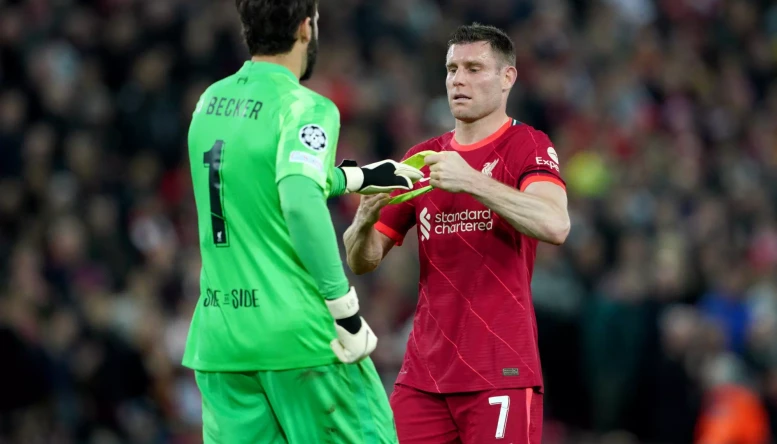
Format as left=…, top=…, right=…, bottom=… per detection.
left=298, top=124, right=328, bottom=152
left=482, top=159, right=499, bottom=177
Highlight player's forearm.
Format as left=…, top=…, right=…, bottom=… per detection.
left=343, top=219, right=385, bottom=275
left=469, top=179, right=570, bottom=245
left=279, top=175, right=350, bottom=300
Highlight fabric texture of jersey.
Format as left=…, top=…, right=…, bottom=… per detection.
left=376, top=119, right=565, bottom=393
left=183, top=61, right=344, bottom=371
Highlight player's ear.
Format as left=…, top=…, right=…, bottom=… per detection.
left=502, top=64, right=517, bottom=91
left=298, top=17, right=313, bottom=44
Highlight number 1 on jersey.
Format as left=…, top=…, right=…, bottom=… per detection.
left=204, top=140, right=229, bottom=247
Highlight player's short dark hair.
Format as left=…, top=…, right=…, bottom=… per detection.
left=447, top=23, right=516, bottom=67
left=235, top=0, right=318, bottom=56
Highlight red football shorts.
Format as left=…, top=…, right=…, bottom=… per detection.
left=390, top=384, right=543, bottom=444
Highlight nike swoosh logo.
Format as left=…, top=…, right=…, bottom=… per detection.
left=419, top=177, right=430, bottom=182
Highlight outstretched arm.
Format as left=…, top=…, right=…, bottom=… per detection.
left=327, top=159, right=423, bottom=198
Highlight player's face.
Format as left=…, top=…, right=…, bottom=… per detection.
left=300, top=11, right=319, bottom=81
left=445, top=42, right=507, bottom=122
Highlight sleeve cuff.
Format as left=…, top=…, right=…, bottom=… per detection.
left=329, top=167, right=347, bottom=197
left=375, top=221, right=405, bottom=246
left=519, top=175, right=566, bottom=192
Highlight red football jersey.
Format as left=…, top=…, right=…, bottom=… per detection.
left=376, top=118, right=565, bottom=394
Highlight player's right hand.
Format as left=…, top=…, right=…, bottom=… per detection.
left=325, top=287, right=378, bottom=364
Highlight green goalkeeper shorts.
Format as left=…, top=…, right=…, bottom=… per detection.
left=194, top=358, right=398, bottom=444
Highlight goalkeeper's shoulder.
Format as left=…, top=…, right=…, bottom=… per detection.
left=279, top=83, right=340, bottom=120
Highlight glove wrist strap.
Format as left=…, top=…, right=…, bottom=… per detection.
left=339, top=167, right=364, bottom=193
left=326, top=286, right=360, bottom=319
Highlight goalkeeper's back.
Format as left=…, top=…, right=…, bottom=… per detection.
left=182, top=61, right=342, bottom=372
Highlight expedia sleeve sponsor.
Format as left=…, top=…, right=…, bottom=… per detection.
left=535, top=156, right=560, bottom=172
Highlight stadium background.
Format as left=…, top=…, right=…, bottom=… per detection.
left=2, top=0, right=777, bottom=442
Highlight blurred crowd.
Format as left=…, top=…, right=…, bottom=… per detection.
left=2, top=0, right=777, bottom=442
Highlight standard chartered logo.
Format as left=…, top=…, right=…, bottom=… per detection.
left=420, top=207, right=432, bottom=240
left=419, top=207, right=493, bottom=241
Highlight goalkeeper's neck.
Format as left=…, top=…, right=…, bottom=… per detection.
left=250, top=46, right=307, bottom=80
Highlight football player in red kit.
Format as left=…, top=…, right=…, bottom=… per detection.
left=343, top=23, right=570, bottom=443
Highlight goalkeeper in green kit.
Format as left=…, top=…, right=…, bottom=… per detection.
left=182, top=1, right=422, bottom=442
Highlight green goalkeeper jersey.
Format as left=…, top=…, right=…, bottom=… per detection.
left=182, top=61, right=344, bottom=371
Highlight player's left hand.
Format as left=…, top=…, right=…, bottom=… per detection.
left=425, top=151, right=478, bottom=193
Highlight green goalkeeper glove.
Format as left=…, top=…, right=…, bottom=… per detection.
left=325, top=287, right=377, bottom=364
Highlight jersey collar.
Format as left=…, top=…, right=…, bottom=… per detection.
left=450, top=118, right=514, bottom=151
left=242, top=61, right=299, bottom=83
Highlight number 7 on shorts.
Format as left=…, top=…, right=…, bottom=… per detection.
left=489, top=395, right=510, bottom=439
